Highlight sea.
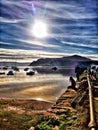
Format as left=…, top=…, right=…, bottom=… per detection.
left=0, top=66, right=73, bottom=102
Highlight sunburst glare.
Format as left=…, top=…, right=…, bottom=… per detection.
left=32, top=20, right=48, bottom=38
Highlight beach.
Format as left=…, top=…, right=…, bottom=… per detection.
left=0, top=72, right=69, bottom=102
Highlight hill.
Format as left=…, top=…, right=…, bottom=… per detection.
left=29, top=55, right=91, bottom=67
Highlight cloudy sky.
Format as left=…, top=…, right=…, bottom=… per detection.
left=0, top=0, right=98, bottom=62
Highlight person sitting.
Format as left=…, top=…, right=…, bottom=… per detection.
left=68, top=76, right=77, bottom=91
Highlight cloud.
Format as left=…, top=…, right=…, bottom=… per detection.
left=0, top=17, right=23, bottom=24
left=0, top=0, right=97, bottom=57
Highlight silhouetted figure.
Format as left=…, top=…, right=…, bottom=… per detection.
left=75, top=65, right=87, bottom=81
left=68, top=76, right=77, bottom=91
left=75, top=66, right=81, bottom=81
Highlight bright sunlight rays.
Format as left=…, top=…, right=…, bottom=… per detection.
left=32, top=20, right=48, bottom=38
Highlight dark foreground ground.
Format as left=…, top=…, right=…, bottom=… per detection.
left=0, top=93, right=93, bottom=130
left=0, top=99, right=53, bottom=130
left=0, top=83, right=98, bottom=130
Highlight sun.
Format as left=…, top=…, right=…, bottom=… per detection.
left=32, top=20, right=48, bottom=38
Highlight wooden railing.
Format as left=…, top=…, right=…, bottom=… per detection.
left=87, top=73, right=96, bottom=130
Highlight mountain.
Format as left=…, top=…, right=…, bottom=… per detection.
left=29, top=55, right=91, bottom=67
left=29, top=55, right=98, bottom=76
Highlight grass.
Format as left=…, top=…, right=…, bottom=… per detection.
left=0, top=102, right=90, bottom=130
left=79, top=70, right=87, bottom=81
left=0, top=100, right=8, bottom=105
left=0, top=111, right=44, bottom=130
left=0, top=99, right=53, bottom=130
left=34, top=109, right=79, bottom=130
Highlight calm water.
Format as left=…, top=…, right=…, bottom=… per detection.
left=0, top=70, right=70, bottom=102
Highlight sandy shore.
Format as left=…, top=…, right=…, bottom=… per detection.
left=0, top=74, right=69, bottom=102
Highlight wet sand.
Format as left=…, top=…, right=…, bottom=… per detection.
left=0, top=73, right=69, bottom=102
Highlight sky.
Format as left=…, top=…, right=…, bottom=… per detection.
left=0, top=0, right=98, bottom=62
